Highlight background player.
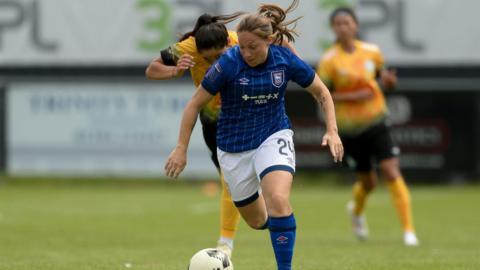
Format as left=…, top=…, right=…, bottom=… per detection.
left=317, top=7, right=419, bottom=246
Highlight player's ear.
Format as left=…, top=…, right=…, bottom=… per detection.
left=266, top=35, right=275, bottom=45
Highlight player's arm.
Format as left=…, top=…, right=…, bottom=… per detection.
left=317, top=59, right=373, bottom=101
left=164, top=86, right=214, bottom=178
left=145, top=47, right=194, bottom=80
left=373, top=47, right=397, bottom=90
left=306, top=74, right=344, bottom=163
left=331, top=88, right=374, bottom=101
left=379, top=68, right=397, bottom=90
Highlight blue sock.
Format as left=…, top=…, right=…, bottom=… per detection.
left=269, top=214, right=296, bottom=270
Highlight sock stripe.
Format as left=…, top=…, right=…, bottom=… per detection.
left=269, top=226, right=296, bottom=232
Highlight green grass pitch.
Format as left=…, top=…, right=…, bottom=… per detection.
left=0, top=175, right=479, bottom=270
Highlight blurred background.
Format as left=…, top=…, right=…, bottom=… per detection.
left=0, top=1, right=479, bottom=270
left=0, top=0, right=478, bottom=182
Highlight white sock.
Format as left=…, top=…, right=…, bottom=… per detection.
left=218, top=237, right=234, bottom=249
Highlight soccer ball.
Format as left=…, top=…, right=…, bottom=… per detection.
left=188, top=248, right=233, bottom=270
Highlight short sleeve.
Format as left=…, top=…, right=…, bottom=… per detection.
left=374, top=49, right=385, bottom=72
left=288, top=51, right=315, bottom=88
left=160, top=44, right=180, bottom=66
left=317, top=58, right=334, bottom=89
left=201, top=55, right=233, bottom=96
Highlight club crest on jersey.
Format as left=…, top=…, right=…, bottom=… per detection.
left=271, top=70, right=285, bottom=88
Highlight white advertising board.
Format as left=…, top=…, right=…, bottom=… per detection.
left=0, top=0, right=478, bottom=66
left=7, top=81, right=217, bottom=178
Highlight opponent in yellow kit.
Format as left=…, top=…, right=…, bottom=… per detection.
left=146, top=13, right=244, bottom=257
left=317, top=7, right=419, bottom=246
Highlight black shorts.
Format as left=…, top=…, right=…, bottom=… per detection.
left=200, top=115, right=220, bottom=171
left=341, top=122, right=399, bottom=172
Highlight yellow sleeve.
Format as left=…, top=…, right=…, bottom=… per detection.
left=173, top=37, right=198, bottom=57
left=227, top=31, right=238, bottom=45
left=316, top=58, right=334, bottom=89
left=374, top=48, right=385, bottom=72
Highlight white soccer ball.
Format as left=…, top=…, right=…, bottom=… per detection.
left=188, top=248, right=233, bottom=270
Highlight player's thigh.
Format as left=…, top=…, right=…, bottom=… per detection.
left=217, top=148, right=261, bottom=207
left=261, top=170, right=293, bottom=216
left=254, top=129, right=295, bottom=180
left=254, top=129, right=295, bottom=214
left=236, top=193, right=268, bottom=229
left=370, top=122, right=400, bottom=162
left=342, top=133, right=372, bottom=172
left=201, top=119, right=220, bottom=170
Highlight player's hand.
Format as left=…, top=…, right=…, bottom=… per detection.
left=175, top=54, right=195, bottom=74
left=321, top=131, right=344, bottom=163
left=164, top=146, right=187, bottom=179
left=380, top=69, right=397, bottom=89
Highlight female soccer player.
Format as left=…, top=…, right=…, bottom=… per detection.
left=165, top=1, right=344, bottom=269
left=146, top=10, right=299, bottom=258
left=145, top=12, right=244, bottom=257
left=317, top=7, right=419, bottom=246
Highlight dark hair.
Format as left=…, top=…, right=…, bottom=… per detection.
left=237, top=0, right=302, bottom=45
left=330, top=7, right=358, bottom=25
left=179, top=12, right=245, bottom=52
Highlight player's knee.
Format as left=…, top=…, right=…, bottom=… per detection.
left=266, top=193, right=291, bottom=216
left=358, top=171, right=377, bottom=192
left=362, top=178, right=377, bottom=192
left=381, top=168, right=401, bottom=182
left=380, top=158, right=401, bottom=181
left=245, top=216, right=268, bottom=230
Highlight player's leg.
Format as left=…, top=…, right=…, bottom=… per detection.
left=201, top=120, right=240, bottom=256
left=374, top=123, right=418, bottom=246
left=261, top=171, right=295, bottom=270
left=217, top=172, right=240, bottom=255
left=351, top=171, right=376, bottom=216
left=379, top=157, right=418, bottom=246
left=348, top=170, right=375, bottom=240
left=343, top=133, right=374, bottom=240
left=255, top=129, right=296, bottom=270
left=216, top=147, right=269, bottom=231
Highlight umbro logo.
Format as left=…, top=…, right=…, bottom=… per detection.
left=239, top=77, right=249, bottom=85
left=276, top=235, right=289, bottom=244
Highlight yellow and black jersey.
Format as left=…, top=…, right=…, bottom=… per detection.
left=161, top=31, right=238, bottom=122
left=317, top=40, right=388, bottom=135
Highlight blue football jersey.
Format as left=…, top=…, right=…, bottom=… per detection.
left=201, top=45, right=315, bottom=153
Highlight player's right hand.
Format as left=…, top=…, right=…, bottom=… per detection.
left=164, top=146, right=187, bottom=179
left=321, top=131, right=344, bottom=163
left=175, top=54, right=195, bottom=73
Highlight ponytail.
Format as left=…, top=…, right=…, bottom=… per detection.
left=179, top=12, right=245, bottom=52
left=237, top=0, right=302, bottom=44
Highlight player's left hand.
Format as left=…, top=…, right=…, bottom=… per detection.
left=380, top=69, right=397, bottom=89
left=164, top=146, right=187, bottom=179
left=322, top=131, right=344, bottom=163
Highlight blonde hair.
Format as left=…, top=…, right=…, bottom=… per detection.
left=237, top=0, right=301, bottom=44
